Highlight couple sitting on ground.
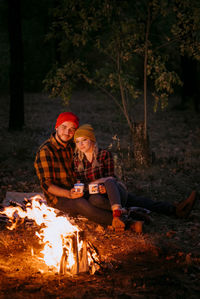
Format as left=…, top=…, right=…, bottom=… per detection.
left=34, top=112, right=197, bottom=231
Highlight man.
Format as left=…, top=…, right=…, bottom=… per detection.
left=34, top=112, right=113, bottom=225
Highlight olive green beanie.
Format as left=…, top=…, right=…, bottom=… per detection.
left=74, top=124, right=96, bottom=142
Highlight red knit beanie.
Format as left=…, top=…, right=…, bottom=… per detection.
left=55, top=112, right=79, bottom=129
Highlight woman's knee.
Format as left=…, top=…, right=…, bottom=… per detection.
left=104, top=178, right=116, bottom=188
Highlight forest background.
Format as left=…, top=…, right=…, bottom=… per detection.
left=0, top=1, right=200, bottom=298
left=1, top=0, right=200, bottom=165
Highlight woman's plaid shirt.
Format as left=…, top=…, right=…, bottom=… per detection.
left=73, top=149, right=115, bottom=184
left=34, top=133, right=76, bottom=204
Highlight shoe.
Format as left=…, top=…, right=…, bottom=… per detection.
left=112, top=210, right=126, bottom=232
left=176, top=191, right=197, bottom=218
left=128, top=210, right=152, bottom=224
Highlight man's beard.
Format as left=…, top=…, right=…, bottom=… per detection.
left=56, top=131, right=72, bottom=144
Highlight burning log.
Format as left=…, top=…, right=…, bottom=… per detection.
left=59, top=231, right=89, bottom=275
left=0, top=200, right=35, bottom=229
left=59, top=231, right=101, bottom=275
left=0, top=214, right=9, bottom=224
left=78, top=231, right=89, bottom=273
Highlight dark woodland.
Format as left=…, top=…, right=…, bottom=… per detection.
left=0, top=0, right=200, bottom=298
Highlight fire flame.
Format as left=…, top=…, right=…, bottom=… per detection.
left=0, top=195, right=88, bottom=273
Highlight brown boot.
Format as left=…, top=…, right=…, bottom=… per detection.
left=112, top=210, right=126, bottom=232
left=128, top=210, right=152, bottom=224
left=176, top=191, right=197, bottom=218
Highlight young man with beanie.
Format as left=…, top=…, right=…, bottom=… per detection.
left=34, top=112, right=114, bottom=225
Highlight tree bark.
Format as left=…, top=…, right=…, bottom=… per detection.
left=8, top=0, right=24, bottom=130
left=143, top=3, right=151, bottom=140
left=180, top=56, right=200, bottom=112
left=133, top=122, right=151, bottom=167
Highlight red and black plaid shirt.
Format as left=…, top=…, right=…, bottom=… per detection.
left=34, top=133, right=76, bottom=205
left=73, top=149, right=115, bottom=185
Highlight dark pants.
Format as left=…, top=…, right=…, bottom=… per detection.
left=55, top=196, right=112, bottom=225
left=125, top=193, right=176, bottom=216
left=88, top=179, right=176, bottom=217
left=89, top=193, right=176, bottom=217
left=54, top=176, right=176, bottom=225
left=55, top=189, right=176, bottom=226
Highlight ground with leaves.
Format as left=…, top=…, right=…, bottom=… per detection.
left=0, top=92, right=200, bottom=298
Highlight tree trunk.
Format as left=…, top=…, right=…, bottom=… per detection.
left=132, top=3, right=151, bottom=168
left=143, top=2, right=151, bottom=140
left=8, top=0, right=24, bottom=130
left=180, top=56, right=200, bottom=112
left=133, top=122, right=151, bottom=167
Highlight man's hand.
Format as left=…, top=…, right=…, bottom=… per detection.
left=48, top=184, right=84, bottom=199
left=99, top=183, right=106, bottom=194
left=69, top=188, right=84, bottom=199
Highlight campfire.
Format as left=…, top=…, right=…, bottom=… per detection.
left=0, top=195, right=100, bottom=275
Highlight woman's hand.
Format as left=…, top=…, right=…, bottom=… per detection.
left=99, top=183, right=106, bottom=194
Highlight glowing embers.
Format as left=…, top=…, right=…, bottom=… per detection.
left=0, top=195, right=100, bottom=275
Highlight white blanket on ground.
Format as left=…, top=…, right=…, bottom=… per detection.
left=2, top=191, right=45, bottom=207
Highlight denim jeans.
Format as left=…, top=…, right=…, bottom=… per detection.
left=55, top=196, right=112, bottom=225
left=88, top=178, right=176, bottom=217
left=55, top=178, right=176, bottom=225
left=89, top=192, right=176, bottom=217
left=125, top=193, right=176, bottom=216
left=88, top=178, right=127, bottom=209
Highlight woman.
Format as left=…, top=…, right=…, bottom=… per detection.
left=73, top=124, right=197, bottom=230
left=73, top=124, right=127, bottom=231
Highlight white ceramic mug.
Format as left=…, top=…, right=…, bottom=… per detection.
left=74, top=183, right=84, bottom=193
left=88, top=183, right=99, bottom=194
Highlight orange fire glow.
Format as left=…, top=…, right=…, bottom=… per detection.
left=0, top=195, right=95, bottom=273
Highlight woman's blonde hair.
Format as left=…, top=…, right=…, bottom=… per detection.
left=74, top=124, right=100, bottom=171
left=75, top=142, right=100, bottom=171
